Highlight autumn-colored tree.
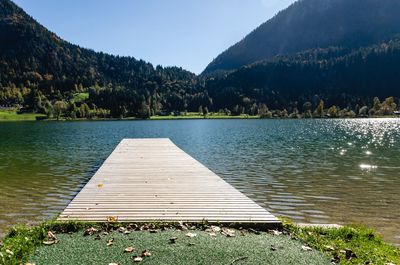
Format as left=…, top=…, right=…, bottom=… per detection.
left=53, top=101, right=67, bottom=120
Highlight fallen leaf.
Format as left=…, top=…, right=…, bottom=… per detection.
left=331, top=256, right=340, bottom=264
left=248, top=228, right=260, bottom=235
left=107, top=216, right=118, bottom=223
left=270, top=246, right=277, bottom=251
left=109, top=263, right=119, bottom=265
left=301, top=245, right=312, bottom=251
left=97, top=183, right=104, bottom=188
left=133, top=256, right=143, bottom=262
left=269, top=230, right=282, bottom=236
left=340, top=248, right=357, bottom=260
left=178, top=221, right=188, bottom=230
left=124, top=230, right=131, bottom=235
left=140, top=249, right=151, bottom=257
left=325, top=245, right=335, bottom=251
left=222, top=228, right=236, bottom=237
left=47, top=231, right=57, bottom=241
left=25, top=263, right=35, bottom=265
left=43, top=240, right=57, bottom=245
left=186, top=232, right=197, bottom=238
left=118, top=227, right=127, bottom=233
left=188, top=242, right=196, bottom=246
left=128, top=223, right=139, bottom=230
left=169, top=237, right=178, bottom=244
left=140, top=225, right=149, bottom=231
left=208, top=232, right=216, bottom=237
left=83, top=227, right=98, bottom=236
left=149, top=229, right=159, bottom=233
left=107, top=238, right=114, bottom=246
left=124, top=246, right=135, bottom=253
left=210, top=226, right=221, bottom=232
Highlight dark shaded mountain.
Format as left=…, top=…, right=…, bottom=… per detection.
left=203, top=0, right=400, bottom=74
left=205, top=39, right=400, bottom=112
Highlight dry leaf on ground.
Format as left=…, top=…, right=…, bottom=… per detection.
left=185, top=232, right=197, bottom=238
left=124, top=246, right=135, bottom=253
left=141, top=249, right=152, bottom=257
left=210, top=226, right=221, bottom=232
left=47, top=231, right=57, bottom=241
left=107, top=238, right=114, bottom=246
left=169, top=237, right=178, bottom=244
left=222, top=228, right=236, bottom=237
left=83, top=227, right=98, bottom=236
left=301, top=245, right=312, bottom=251
left=133, top=256, right=143, bottom=262
left=269, top=230, right=282, bottom=236
left=42, top=240, right=57, bottom=245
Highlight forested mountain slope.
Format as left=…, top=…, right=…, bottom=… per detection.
left=0, top=0, right=207, bottom=117
left=205, top=39, right=400, bottom=114
left=203, top=0, right=400, bottom=74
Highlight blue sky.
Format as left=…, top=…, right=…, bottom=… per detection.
left=13, top=0, right=296, bottom=74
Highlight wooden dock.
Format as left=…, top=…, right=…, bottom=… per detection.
left=59, top=139, right=280, bottom=226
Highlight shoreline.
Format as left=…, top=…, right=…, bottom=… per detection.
left=1, top=113, right=399, bottom=122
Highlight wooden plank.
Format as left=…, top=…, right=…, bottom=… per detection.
left=58, top=138, right=280, bottom=227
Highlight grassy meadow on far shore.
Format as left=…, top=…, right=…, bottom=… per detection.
left=0, top=110, right=45, bottom=121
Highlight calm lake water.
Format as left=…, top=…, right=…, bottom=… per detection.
left=0, top=119, right=399, bottom=244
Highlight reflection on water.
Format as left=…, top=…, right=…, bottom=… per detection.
left=0, top=119, right=399, bottom=245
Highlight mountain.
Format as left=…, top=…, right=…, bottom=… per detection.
left=205, top=39, right=400, bottom=113
left=0, top=0, right=205, bottom=117
left=1, top=0, right=399, bottom=119
left=203, top=0, right=400, bottom=74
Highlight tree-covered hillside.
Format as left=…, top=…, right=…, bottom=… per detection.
left=0, top=0, right=209, bottom=118
left=205, top=39, right=400, bottom=116
left=203, top=0, right=400, bottom=74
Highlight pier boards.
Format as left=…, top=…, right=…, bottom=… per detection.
left=59, top=139, right=280, bottom=227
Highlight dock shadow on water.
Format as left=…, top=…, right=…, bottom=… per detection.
left=0, top=119, right=399, bottom=245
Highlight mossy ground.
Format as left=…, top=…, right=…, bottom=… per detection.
left=29, top=228, right=330, bottom=265
left=1, top=221, right=399, bottom=265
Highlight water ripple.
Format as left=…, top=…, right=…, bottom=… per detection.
left=0, top=119, right=399, bottom=244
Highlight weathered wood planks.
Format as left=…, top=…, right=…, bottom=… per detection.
left=58, top=138, right=280, bottom=226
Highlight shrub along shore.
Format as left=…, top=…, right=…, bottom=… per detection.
left=0, top=220, right=399, bottom=265
left=1, top=95, right=400, bottom=121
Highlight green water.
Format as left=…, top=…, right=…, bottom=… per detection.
left=0, top=119, right=399, bottom=244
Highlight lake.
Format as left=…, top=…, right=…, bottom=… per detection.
left=0, top=119, right=399, bottom=245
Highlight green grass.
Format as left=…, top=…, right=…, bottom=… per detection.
left=284, top=221, right=400, bottom=265
left=0, top=110, right=45, bottom=121
left=1, top=221, right=399, bottom=265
